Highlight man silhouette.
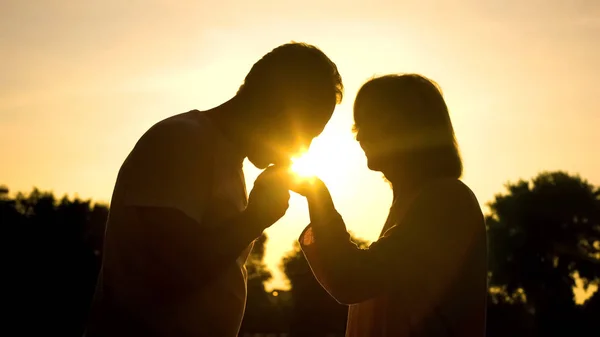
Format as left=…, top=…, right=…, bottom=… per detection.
left=85, top=42, right=343, bottom=337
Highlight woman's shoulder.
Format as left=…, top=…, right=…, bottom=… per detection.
left=420, top=177, right=475, bottom=198
left=413, top=178, right=482, bottom=215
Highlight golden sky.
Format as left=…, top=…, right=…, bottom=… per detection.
left=2, top=1, right=600, bottom=297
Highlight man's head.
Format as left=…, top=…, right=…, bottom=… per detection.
left=236, top=42, right=343, bottom=169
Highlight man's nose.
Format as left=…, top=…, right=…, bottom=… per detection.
left=355, top=130, right=363, bottom=142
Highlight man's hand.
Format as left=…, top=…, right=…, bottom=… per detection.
left=244, top=165, right=292, bottom=229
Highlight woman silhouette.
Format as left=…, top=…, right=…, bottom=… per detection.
left=292, top=74, right=487, bottom=337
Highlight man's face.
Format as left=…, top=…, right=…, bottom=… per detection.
left=247, top=100, right=335, bottom=169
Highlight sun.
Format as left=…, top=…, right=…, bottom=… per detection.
left=286, top=123, right=362, bottom=197
left=291, top=154, right=318, bottom=178
left=289, top=137, right=353, bottom=186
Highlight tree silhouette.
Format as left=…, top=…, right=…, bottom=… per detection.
left=4, top=188, right=108, bottom=337
left=240, top=233, right=290, bottom=334
left=281, top=233, right=369, bottom=337
left=485, top=292, right=535, bottom=337
left=1, top=185, right=21, bottom=229
left=0, top=184, right=8, bottom=197
left=246, top=233, right=272, bottom=285
left=486, top=171, right=600, bottom=336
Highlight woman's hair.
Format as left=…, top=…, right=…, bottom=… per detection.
left=353, top=74, right=463, bottom=179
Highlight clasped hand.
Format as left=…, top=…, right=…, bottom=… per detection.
left=245, top=165, right=336, bottom=229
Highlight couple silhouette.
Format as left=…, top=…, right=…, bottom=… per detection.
left=85, top=42, right=487, bottom=337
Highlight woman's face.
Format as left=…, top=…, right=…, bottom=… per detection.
left=354, top=107, right=400, bottom=172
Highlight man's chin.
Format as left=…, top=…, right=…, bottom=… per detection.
left=249, top=155, right=292, bottom=170
left=272, top=157, right=293, bottom=168
left=366, top=159, right=383, bottom=172
left=248, top=157, right=270, bottom=170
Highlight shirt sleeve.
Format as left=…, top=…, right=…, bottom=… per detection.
left=299, top=180, right=485, bottom=310
left=119, top=119, right=211, bottom=224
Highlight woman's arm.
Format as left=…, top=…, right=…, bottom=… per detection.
left=298, top=179, right=484, bottom=306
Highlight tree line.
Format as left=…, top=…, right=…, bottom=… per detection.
left=1, top=171, right=599, bottom=337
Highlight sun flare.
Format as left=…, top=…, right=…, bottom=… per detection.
left=291, top=155, right=318, bottom=178
left=288, top=132, right=359, bottom=192
left=274, top=121, right=366, bottom=203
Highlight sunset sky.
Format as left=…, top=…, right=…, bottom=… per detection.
left=2, top=1, right=599, bottom=296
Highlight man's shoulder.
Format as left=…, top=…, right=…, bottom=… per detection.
left=120, top=111, right=215, bottom=170
left=150, top=110, right=213, bottom=141
left=135, top=110, right=214, bottom=150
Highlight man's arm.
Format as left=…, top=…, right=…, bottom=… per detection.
left=117, top=120, right=268, bottom=290
left=299, top=180, right=484, bottom=307
left=129, top=206, right=265, bottom=290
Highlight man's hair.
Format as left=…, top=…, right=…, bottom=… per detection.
left=238, top=42, right=343, bottom=106
left=354, top=74, right=463, bottom=179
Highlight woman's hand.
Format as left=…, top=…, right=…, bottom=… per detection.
left=289, top=175, right=338, bottom=224
left=288, top=174, right=327, bottom=197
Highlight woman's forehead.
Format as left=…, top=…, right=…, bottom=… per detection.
left=353, top=101, right=398, bottom=127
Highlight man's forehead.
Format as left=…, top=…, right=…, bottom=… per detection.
left=297, top=111, right=332, bottom=138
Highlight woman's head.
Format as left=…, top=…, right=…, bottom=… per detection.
left=353, top=74, right=462, bottom=182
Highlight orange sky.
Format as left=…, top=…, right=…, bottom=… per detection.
left=2, top=1, right=599, bottom=298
